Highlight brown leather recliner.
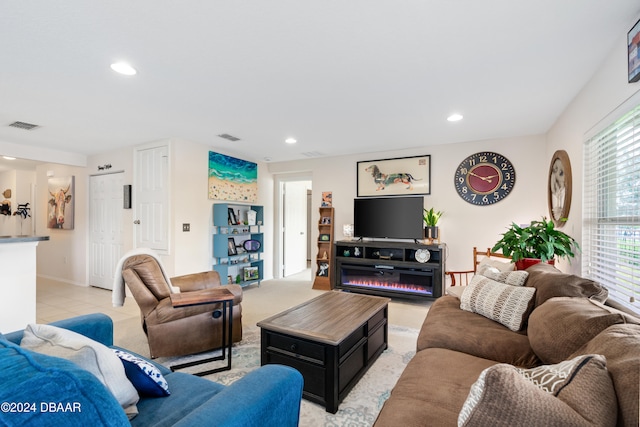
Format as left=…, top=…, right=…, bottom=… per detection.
left=121, top=254, right=243, bottom=358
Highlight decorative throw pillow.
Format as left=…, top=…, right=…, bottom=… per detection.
left=20, top=324, right=139, bottom=417
left=458, top=354, right=617, bottom=427
left=477, top=258, right=515, bottom=272
left=477, top=266, right=529, bottom=286
left=460, top=275, right=536, bottom=331
left=112, top=349, right=170, bottom=397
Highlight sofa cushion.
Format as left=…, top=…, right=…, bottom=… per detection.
left=525, top=263, right=608, bottom=307
left=571, top=324, right=640, bottom=427
left=131, top=371, right=225, bottom=427
left=0, top=338, right=129, bottom=426
left=528, top=297, right=640, bottom=364
left=374, top=348, right=498, bottom=427
left=460, top=275, right=536, bottom=331
left=417, top=296, right=540, bottom=368
left=458, top=354, right=617, bottom=427
left=20, top=324, right=139, bottom=417
left=112, top=349, right=170, bottom=397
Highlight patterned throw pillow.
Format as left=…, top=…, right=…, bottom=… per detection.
left=477, top=265, right=529, bottom=286
left=112, top=349, right=170, bottom=397
left=477, top=258, right=515, bottom=272
left=460, top=275, right=536, bottom=331
left=458, top=354, right=617, bottom=427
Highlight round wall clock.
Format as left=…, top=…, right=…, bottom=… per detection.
left=454, top=151, right=516, bottom=205
left=548, top=149, right=572, bottom=227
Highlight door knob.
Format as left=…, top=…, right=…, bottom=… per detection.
left=133, top=220, right=141, bottom=224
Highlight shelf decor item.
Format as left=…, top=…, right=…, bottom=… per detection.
left=357, top=155, right=431, bottom=197
left=242, top=239, right=261, bottom=252
left=227, top=238, right=237, bottom=256
left=423, top=207, right=443, bottom=242
left=492, top=217, right=580, bottom=270
left=243, top=266, right=259, bottom=282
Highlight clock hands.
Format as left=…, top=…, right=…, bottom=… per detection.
left=468, top=172, right=499, bottom=183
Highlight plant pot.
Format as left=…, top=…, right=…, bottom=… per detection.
left=515, top=258, right=555, bottom=270
left=424, top=226, right=439, bottom=240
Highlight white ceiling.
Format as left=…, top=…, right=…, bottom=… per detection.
left=1, top=1, right=639, bottom=167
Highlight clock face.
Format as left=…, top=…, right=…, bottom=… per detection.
left=454, top=152, right=516, bottom=205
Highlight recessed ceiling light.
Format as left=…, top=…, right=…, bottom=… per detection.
left=2, top=156, right=16, bottom=160
left=447, top=113, right=463, bottom=122
left=110, top=62, right=137, bottom=76
left=285, top=138, right=297, bottom=144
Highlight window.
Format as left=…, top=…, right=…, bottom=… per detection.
left=584, top=105, right=640, bottom=313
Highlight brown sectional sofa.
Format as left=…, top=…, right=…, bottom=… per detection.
left=374, top=263, right=640, bottom=427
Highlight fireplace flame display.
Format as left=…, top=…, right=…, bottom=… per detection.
left=342, top=279, right=432, bottom=295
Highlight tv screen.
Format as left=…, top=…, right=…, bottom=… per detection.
left=354, top=196, right=424, bottom=240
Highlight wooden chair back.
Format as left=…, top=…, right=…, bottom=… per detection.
left=446, top=247, right=512, bottom=286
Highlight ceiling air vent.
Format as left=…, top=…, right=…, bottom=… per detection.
left=301, top=151, right=324, bottom=158
left=218, top=133, right=240, bottom=142
left=8, top=121, right=39, bottom=130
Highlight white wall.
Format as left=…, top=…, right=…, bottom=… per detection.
left=547, top=29, right=640, bottom=275
left=269, top=134, right=548, bottom=274
left=35, top=163, right=88, bottom=285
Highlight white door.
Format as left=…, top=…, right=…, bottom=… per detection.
left=283, top=181, right=310, bottom=276
left=89, top=172, right=124, bottom=290
left=135, top=144, right=169, bottom=252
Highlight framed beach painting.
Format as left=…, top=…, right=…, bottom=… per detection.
left=208, top=151, right=258, bottom=202
left=357, top=155, right=431, bottom=197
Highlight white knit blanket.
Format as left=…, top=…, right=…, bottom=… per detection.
left=112, top=248, right=179, bottom=307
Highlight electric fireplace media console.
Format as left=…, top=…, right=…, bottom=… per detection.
left=334, top=240, right=445, bottom=300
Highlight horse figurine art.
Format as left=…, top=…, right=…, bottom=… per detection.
left=365, top=165, right=420, bottom=191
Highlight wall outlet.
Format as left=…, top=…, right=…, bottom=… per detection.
left=182, top=223, right=190, bottom=232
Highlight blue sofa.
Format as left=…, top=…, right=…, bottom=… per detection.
left=0, top=313, right=303, bottom=427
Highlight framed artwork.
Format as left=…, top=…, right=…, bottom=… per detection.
left=357, top=155, right=431, bottom=197
left=319, top=234, right=330, bottom=241
left=208, top=151, right=258, bottom=202
left=629, top=18, right=640, bottom=83
left=548, top=150, right=572, bottom=227
left=227, top=207, right=238, bottom=225
left=47, top=176, right=75, bottom=229
left=321, top=191, right=332, bottom=207
left=227, top=238, right=238, bottom=256
left=243, top=266, right=259, bottom=281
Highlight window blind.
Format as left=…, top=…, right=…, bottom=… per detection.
left=584, top=105, right=640, bottom=313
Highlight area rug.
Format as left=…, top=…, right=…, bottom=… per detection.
left=155, top=324, right=418, bottom=427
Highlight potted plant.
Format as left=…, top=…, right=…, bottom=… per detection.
left=423, top=208, right=444, bottom=241
left=492, top=217, right=579, bottom=270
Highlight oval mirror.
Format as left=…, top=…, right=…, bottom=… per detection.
left=242, top=239, right=261, bottom=252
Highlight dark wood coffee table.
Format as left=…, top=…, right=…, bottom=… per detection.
left=257, top=291, right=390, bottom=413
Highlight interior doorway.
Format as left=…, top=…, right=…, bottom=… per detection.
left=275, top=175, right=312, bottom=279
left=89, top=172, right=124, bottom=289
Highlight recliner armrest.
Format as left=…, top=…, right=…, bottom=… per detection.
left=172, top=272, right=243, bottom=304
left=172, top=365, right=303, bottom=427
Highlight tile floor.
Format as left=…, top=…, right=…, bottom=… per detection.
left=36, top=269, right=432, bottom=330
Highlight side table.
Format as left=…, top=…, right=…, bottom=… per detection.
left=169, top=287, right=235, bottom=376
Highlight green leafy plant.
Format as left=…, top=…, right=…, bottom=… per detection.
left=491, top=217, right=579, bottom=262
left=423, top=208, right=444, bottom=227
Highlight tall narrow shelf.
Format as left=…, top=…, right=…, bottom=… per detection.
left=313, top=206, right=334, bottom=290
left=212, top=203, right=264, bottom=288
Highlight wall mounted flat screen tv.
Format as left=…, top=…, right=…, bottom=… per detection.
left=354, top=196, right=424, bottom=240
